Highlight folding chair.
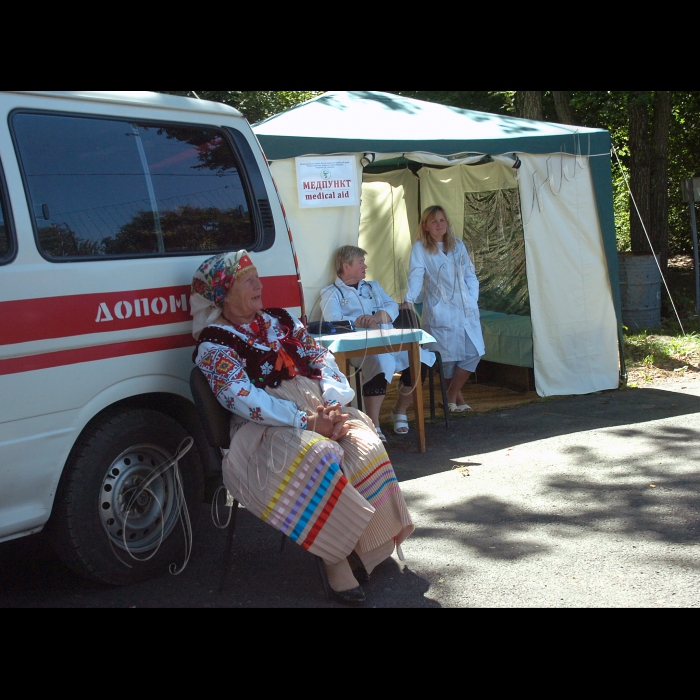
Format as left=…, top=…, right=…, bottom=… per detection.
left=189, top=366, right=331, bottom=599
left=394, top=309, right=451, bottom=429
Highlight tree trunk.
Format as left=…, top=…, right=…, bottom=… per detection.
left=649, top=90, right=671, bottom=272
left=629, top=91, right=652, bottom=255
left=514, top=91, right=543, bottom=120
left=552, top=91, right=575, bottom=125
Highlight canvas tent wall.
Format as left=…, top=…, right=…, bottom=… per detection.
left=253, top=91, right=623, bottom=397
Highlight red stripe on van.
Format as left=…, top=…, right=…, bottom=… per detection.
left=0, top=275, right=300, bottom=346
left=0, top=334, right=195, bottom=376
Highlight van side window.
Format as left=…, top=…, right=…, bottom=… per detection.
left=12, top=113, right=257, bottom=259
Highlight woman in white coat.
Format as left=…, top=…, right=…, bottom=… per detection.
left=320, top=245, right=434, bottom=439
left=401, top=206, right=485, bottom=412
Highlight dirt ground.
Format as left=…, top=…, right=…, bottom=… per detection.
left=376, top=373, right=540, bottom=433
left=626, top=254, right=700, bottom=385
left=626, top=358, right=700, bottom=386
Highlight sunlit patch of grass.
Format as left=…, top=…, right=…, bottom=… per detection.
left=624, top=330, right=700, bottom=378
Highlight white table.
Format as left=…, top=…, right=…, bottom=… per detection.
left=313, top=328, right=436, bottom=453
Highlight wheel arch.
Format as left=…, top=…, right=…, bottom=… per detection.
left=53, top=381, right=223, bottom=521
left=72, top=390, right=220, bottom=478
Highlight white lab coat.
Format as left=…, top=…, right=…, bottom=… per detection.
left=320, top=276, right=434, bottom=383
left=405, top=239, right=485, bottom=363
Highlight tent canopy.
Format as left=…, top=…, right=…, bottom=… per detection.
left=254, top=91, right=610, bottom=161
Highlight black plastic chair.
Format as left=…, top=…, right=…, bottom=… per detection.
left=354, top=368, right=364, bottom=412
left=394, top=309, right=451, bottom=429
left=189, top=366, right=331, bottom=599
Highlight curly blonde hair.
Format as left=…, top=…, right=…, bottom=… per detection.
left=417, top=205, right=457, bottom=255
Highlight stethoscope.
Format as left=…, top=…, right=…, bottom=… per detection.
left=334, top=280, right=376, bottom=310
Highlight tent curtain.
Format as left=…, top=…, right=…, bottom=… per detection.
left=518, top=153, right=620, bottom=396
left=416, top=160, right=530, bottom=314
left=359, top=170, right=419, bottom=300
left=417, top=161, right=519, bottom=238
left=463, top=188, right=530, bottom=316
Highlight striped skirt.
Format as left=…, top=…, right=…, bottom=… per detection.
left=223, top=376, right=414, bottom=565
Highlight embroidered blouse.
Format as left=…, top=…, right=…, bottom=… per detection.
left=194, top=309, right=354, bottom=430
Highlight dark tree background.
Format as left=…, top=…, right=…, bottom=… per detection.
left=157, top=90, right=700, bottom=272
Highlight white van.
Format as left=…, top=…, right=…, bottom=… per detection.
left=0, top=91, right=302, bottom=584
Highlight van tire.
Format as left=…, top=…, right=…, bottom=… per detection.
left=48, top=408, right=204, bottom=586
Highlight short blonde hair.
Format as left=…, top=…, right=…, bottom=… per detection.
left=335, top=245, right=368, bottom=276
left=417, top=206, right=457, bottom=254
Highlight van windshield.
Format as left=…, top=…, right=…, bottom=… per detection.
left=12, top=113, right=256, bottom=259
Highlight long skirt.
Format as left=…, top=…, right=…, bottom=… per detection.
left=223, top=376, right=414, bottom=566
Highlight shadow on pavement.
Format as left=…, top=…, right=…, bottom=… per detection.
left=401, top=418, right=700, bottom=563
left=389, top=386, right=700, bottom=480
left=0, top=506, right=439, bottom=608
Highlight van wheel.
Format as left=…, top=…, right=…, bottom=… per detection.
left=48, top=408, right=204, bottom=586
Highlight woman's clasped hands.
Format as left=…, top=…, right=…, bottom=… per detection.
left=354, top=310, right=392, bottom=329
left=308, top=404, right=350, bottom=440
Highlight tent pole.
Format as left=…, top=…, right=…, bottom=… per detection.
left=690, top=199, right=699, bottom=315
left=683, top=178, right=700, bottom=315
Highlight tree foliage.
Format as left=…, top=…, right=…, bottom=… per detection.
left=390, top=91, right=700, bottom=263
left=155, top=90, right=700, bottom=260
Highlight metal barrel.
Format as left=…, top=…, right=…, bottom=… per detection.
left=618, top=253, right=661, bottom=331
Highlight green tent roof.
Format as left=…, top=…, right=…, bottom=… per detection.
left=253, top=91, right=610, bottom=161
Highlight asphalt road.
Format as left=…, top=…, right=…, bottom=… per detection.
left=2, top=378, right=700, bottom=608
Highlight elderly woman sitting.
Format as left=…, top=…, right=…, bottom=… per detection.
left=190, top=250, right=414, bottom=605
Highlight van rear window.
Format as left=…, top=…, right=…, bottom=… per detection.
left=0, top=202, right=7, bottom=258
left=12, top=113, right=257, bottom=259
left=0, top=167, right=11, bottom=262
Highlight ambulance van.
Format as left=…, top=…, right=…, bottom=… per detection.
left=0, top=91, right=302, bottom=584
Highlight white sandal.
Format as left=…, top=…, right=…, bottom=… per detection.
left=391, top=413, right=409, bottom=435
left=448, top=402, right=472, bottom=413
left=376, top=427, right=388, bottom=443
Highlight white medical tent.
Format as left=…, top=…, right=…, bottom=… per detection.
left=252, top=91, right=623, bottom=397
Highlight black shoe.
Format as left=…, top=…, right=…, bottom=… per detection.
left=330, top=585, right=366, bottom=605
left=347, top=551, right=370, bottom=583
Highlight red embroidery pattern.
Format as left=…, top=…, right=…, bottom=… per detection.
left=196, top=309, right=322, bottom=390
left=249, top=407, right=263, bottom=421
left=198, top=347, right=240, bottom=399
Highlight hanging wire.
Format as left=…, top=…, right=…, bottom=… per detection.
left=389, top=184, right=398, bottom=295
left=109, top=436, right=194, bottom=575
left=611, top=142, right=685, bottom=335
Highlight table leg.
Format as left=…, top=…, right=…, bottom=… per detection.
left=409, top=341, right=426, bottom=453
left=333, top=352, right=358, bottom=408
left=332, top=351, right=348, bottom=378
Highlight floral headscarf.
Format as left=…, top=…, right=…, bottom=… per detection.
left=190, top=250, right=257, bottom=340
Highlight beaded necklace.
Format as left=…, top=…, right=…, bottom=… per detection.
left=221, top=312, right=271, bottom=351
